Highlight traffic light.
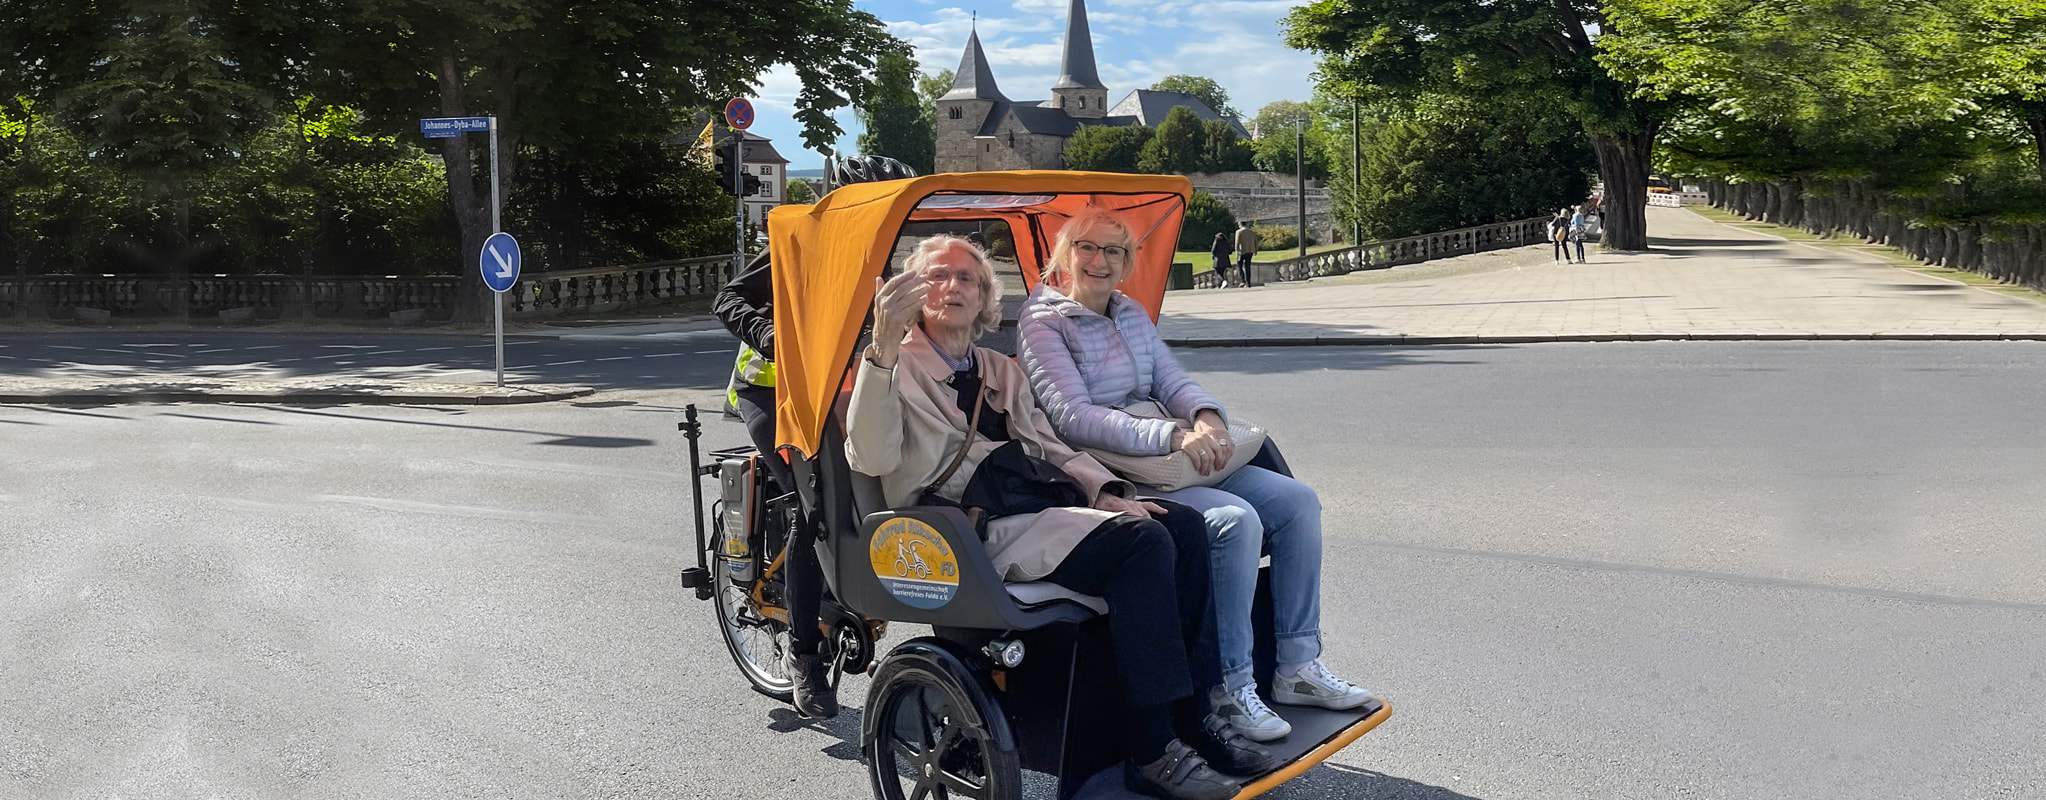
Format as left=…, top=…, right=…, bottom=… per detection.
left=712, top=140, right=741, bottom=195
left=740, top=172, right=763, bottom=197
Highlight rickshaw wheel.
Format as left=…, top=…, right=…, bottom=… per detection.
left=864, top=638, right=1020, bottom=800
left=711, top=532, right=796, bottom=702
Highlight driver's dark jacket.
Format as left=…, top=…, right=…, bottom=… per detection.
left=713, top=251, right=775, bottom=361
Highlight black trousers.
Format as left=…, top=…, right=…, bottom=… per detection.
left=1041, top=500, right=1215, bottom=711
left=1234, top=253, right=1254, bottom=287
left=734, top=382, right=823, bottom=655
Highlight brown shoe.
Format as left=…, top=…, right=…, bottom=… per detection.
left=1124, top=739, right=1239, bottom=800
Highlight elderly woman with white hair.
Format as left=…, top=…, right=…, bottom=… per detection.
left=845, top=235, right=1271, bottom=800
left=1016, top=209, right=1375, bottom=745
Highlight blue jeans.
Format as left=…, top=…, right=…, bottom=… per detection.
left=1147, top=465, right=1323, bottom=692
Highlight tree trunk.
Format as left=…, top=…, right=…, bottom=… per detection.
left=439, top=50, right=489, bottom=323
left=1589, top=126, right=1657, bottom=251
left=2029, top=117, right=2046, bottom=184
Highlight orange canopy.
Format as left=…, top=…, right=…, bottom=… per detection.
left=768, top=170, right=1192, bottom=459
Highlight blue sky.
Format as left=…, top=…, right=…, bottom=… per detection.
left=742, top=0, right=1322, bottom=170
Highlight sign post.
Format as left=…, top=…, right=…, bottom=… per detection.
left=724, top=98, right=755, bottom=274
left=479, top=232, right=522, bottom=387
left=423, top=116, right=511, bottom=384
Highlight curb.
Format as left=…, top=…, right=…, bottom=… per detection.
left=1162, top=333, right=2046, bottom=348
left=0, top=386, right=595, bottom=406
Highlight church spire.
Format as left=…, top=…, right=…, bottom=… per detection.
left=1052, top=0, right=1104, bottom=90
left=940, top=27, right=1008, bottom=102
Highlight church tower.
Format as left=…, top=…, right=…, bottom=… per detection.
left=935, top=27, right=1007, bottom=173
left=1048, top=0, right=1107, bottom=119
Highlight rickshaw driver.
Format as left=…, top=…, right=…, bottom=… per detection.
left=712, top=154, right=921, bottom=719
left=845, top=235, right=1273, bottom=800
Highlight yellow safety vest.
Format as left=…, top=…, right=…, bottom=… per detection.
left=726, top=345, right=776, bottom=409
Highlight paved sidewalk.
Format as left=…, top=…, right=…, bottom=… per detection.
left=5, top=205, right=2042, bottom=404
left=1155, top=206, right=2046, bottom=345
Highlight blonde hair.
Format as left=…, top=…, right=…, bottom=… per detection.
left=899, top=234, right=1003, bottom=339
left=1045, top=208, right=1138, bottom=289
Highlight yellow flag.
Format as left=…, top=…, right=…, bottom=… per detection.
left=690, top=121, right=715, bottom=167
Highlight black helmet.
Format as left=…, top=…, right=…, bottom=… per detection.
left=829, top=154, right=918, bottom=186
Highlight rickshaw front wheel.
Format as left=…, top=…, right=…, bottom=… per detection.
left=863, top=638, right=1020, bottom=800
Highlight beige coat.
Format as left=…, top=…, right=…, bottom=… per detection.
left=1233, top=225, right=1261, bottom=254
left=846, top=326, right=1132, bottom=582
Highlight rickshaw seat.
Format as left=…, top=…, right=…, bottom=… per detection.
left=824, top=383, right=1107, bottom=629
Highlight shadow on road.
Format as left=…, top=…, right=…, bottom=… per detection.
left=1175, top=342, right=1506, bottom=376
left=766, top=706, right=866, bottom=763
left=1281, top=763, right=1488, bottom=800
left=250, top=405, right=656, bottom=448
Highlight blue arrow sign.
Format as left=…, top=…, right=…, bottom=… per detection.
left=480, top=232, right=521, bottom=292
left=421, top=116, right=492, bottom=138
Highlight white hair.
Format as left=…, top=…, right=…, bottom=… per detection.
left=900, top=235, right=1003, bottom=339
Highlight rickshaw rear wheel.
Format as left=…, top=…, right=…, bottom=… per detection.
left=863, top=638, right=1020, bottom=800
left=711, top=531, right=797, bottom=702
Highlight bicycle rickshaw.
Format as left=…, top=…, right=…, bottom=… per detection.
left=678, top=171, right=1391, bottom=799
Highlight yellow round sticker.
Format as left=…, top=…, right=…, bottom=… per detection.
left=869, top=517, right=960, bottom=609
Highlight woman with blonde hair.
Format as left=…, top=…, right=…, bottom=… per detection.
left=845, top=234, right=1269, bottom=799
left=1016, top=209, right=1374, bottom=744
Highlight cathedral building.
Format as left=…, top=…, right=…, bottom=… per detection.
left=933, top=0, right=1249, bottom=174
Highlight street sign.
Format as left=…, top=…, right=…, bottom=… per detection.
left=724, top=98, right=755, bottom=130
left=480, top=232, right=521, bottom=293
left=420, top=116, right=492, bottom=138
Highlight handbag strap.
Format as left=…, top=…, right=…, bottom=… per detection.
left=925, top=377, right=989, bottom=496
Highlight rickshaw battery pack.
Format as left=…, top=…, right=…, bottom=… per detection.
left=717, top=455, right=760, bottom=583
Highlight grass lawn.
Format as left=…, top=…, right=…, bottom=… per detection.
left=1172, top=243, right=1352, bottom=273
left=1687, top=205, right=2046, bottom=304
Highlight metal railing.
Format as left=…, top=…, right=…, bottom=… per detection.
left=1184, top=217, right=1550, bottom=290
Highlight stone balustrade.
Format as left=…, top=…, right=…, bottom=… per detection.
left=508, top=255, right=736, bottom=317
left=0, top=254, right=739, bottom=321
left=1185, top=217, right=1549, bottom=290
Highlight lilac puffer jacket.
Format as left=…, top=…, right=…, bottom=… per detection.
left=1016, top=284, right=1223, bottom=456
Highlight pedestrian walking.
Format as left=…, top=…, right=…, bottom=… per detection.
left=1550, top=209, right=1573, bottom=263
left=1568, top=204, right=1589, bottom=263
left=1232, top=221, right=1260, bottom=287
left=1210, top=231, right=1234, bottom=288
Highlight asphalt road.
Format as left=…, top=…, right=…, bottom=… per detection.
left=0, top=330, right=741, bottom=391
left=3, top=342, right=2042, bottom=799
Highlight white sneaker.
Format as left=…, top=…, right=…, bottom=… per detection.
left=1208, top=683, right=1290, bottom=742
left=1271, top=661, right=1373, bottom=710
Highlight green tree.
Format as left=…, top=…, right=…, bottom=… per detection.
left=785, top=178, right=817, bottom=204
left=1150, top=75, right=1237, bottom=119
left=1063, top=124, right=1154, bottom=172
left=1340, top=98, right=1595, bottom=240
left=1198, top=120, right=1255, bottom=173
left=1286, top=0, right=1668, bottom=250
left=1249, top=101, right=1313, bottom=141
left=857, top=50, right=935, bottom=174
left=1138, top=106, right=1205, bottom=174
left=1178, top=190, right=1237, bottom=250
left=311, top=0, right=904, bottom=318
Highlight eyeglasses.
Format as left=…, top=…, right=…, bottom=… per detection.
left=1072, top=240, right=1129, bottom=262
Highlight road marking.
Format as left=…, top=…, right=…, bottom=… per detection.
left=0, top=355, right=13, bottom=360
left=640, top=352, right=682, bottom=357
left=542, top=360, right=585, bottom=366
left=47, top=345, right=82, bottom=350
left=695, top=349, right=725, bottom=354
left=320, top=344, right=376, bottom=350
left=195, top=348, right=233, bottom=354
left=365, top=350, right=403, bottom=356
left=595, top=356, right=634, bottom=362
left=417, top=346, right=454, bottom=352
left=246, top=345, right=282, bottom=351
